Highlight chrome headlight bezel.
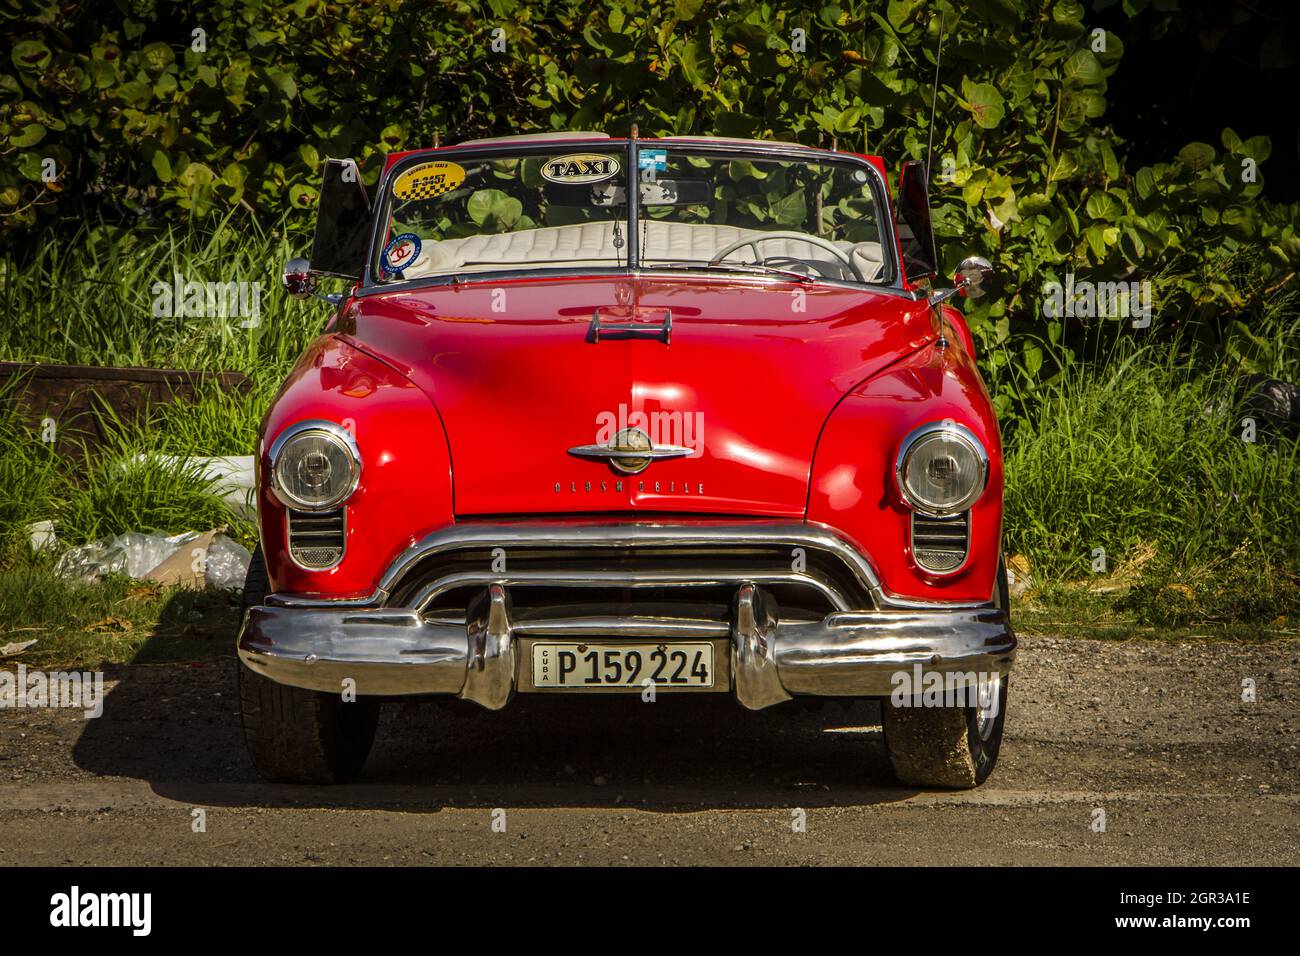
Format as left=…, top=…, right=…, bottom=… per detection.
left=267, top=420, right=361, bottom=512
left=894, top=421, right=989, bottom=518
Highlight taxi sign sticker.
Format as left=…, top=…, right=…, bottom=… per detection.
left=540, top=153, right=620, bottom=185
left=392, top=161, right=466, bottom=201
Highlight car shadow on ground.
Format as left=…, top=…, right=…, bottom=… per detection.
left=69, top=590, right=921, bottom=812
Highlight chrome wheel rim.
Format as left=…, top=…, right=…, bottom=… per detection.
left=974, top=673, right=1003, bottom=742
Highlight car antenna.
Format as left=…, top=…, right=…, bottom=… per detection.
left=433, top=131, right=440, bottom=148
left=924, top=10, right=946, bottom=182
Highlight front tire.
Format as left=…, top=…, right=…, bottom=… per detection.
left=237, top=546, right=379, bottom=784
left=880, top=558, right=1011, bottom=789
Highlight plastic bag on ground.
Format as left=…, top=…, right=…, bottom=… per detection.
left=205, top=534, right=251, bottom=591
left=55, top=538, right=130, bottom=583
left=55, top=530, right=204, bottom=584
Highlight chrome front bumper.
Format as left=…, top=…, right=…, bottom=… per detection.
left=237, top=581, right=1016, bottom=710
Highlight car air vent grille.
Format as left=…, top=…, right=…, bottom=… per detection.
left=911, top=512, right=969, bottom=573
left=287, top=508, right=345, bottom=569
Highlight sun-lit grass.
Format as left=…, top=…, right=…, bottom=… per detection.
left=0, top=387, right=258, bottom=556
left=0, top=214, right=324, bottom=559
left=1003, top=345, right=1300, bottom=625
left=0, top=211, right=332, bottom=377
left=0, top=560, right=241, bottom=668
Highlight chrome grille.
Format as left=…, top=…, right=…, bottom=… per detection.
left=911, top=512, right=969, bottom=572
left=287, top=508, right=345, bottom=569
left=389, top=535, right=876, bottom=615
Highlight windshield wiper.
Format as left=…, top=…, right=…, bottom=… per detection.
left=646, top=260, right=813, bottom=283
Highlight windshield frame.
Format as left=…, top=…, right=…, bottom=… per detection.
left=360, top=137, right=900, bottom=294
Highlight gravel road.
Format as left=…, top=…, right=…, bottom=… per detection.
left=1, top=635, right=1296, bottom=865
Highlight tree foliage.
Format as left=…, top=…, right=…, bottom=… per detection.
left=3, top=0, right=1298, bottom=413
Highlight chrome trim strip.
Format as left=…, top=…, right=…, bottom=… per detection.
left=627, top=135, right=640, bottom=268
left=514, top=614, right=730, bottom=638
left=407, top=568, right=851, bottom=614
left=566, top=443, right=694, bottom=462
left=379, top=520, right=879, bottom=599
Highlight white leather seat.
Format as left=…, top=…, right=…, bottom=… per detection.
left=400, top=221, right=884, bottom=281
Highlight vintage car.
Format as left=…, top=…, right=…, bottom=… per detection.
left=237, top=131, right=1015, bottom=788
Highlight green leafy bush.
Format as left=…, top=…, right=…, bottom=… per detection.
left=3, top=0, right=1298, bottom=416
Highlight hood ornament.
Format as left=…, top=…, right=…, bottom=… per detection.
left=568, top=427, right=692, bottom=475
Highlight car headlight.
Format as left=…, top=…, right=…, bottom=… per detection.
left=268, top=420, right=361, bottom=511
left=894, top=421, right=988, bottom=516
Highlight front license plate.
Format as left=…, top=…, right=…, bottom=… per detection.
left=531, top=643, right=714, bottom=689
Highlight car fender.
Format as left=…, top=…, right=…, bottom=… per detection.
left=258, top=334, right=454, bottom=597
left=807, top=338, right=1003, bottom=604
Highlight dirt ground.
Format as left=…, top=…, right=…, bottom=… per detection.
left=0, top=634, right=1296, bottom=866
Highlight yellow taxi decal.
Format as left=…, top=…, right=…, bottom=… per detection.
left=392, top=161, right=466, bottom=201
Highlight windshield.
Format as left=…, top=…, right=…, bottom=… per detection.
left=372, top=142, right=892, bottom=286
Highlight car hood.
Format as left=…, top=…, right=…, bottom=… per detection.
left=341, top=275, right=934, bottom=517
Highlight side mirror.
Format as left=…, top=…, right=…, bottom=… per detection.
left=954, top=256, right=996, bottom=299
left=282, top=258, right=317, bottom=300
left=927, top=255, right=998, bottom=310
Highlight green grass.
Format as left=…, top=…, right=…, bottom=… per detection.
left=1002, top=346, right=1300, bottom=626
left=0, top=384, right=258, bottom=556
left=0, top=213, right=328, bottom=558
left=0, top=212, right=331, bottom=375
left=0, top=561, right=240, bottom=668
left=1013, top=579, right=1297, bottom=642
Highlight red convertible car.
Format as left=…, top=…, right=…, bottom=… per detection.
left=238, top=132, right=1015, bottom=788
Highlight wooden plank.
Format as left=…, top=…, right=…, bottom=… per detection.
left=0, top=362, right=253, bottom=458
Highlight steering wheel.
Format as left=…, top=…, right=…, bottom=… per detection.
left=709, top=231, right=863, bottom=281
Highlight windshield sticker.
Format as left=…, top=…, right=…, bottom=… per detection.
left=392, top=161, right=465, bottom=201
left=638, top=149, right=667, bottom=172
left=540, top=153, right=620, bottom=185
left=381, top=233, right=422, bottom=274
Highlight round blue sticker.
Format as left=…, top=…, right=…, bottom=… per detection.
left=382, top=232, right=422, bottom=275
